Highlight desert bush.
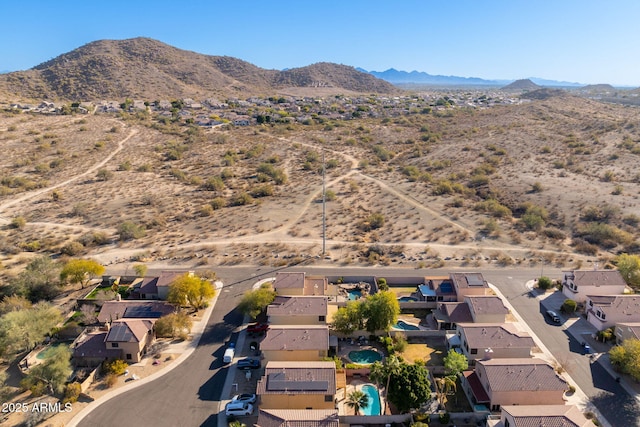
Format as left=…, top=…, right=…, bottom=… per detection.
left=104, top=373, right=118, bottom=388
left=572, top=239, right=600, bottom=255
left=575, top=222, right=633, bottom=248
left=11, top=216, right=26, bottom=229
left=63, top=382, right=82, bottom=404
left=96, top=168, right=113, bottom=181
left=202, top=176, right=224, bottom=191
left=250, top=184, right=275, bottom=198
left=474, top=199, right=512, bottom=218
left=210, top=197, right=227, bottom=210
left=359, top=213, right=385, bottom=231
left=231, top=192, right=254, bottom=206
left=538, top=276, right=553, bottom=290
left=561, top=299, right=577, bottom=313
left=103, top=359, right=128, bottom=375
left=543, top=227, right=566, bottom=240
left=117, top=221, right=146, bottom=241
left=61, top=241, right=85, bottom=256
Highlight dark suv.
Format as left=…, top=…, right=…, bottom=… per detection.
left=546, top=310, right=561, bottom=324
left=237, top=358, right=261, bottom=370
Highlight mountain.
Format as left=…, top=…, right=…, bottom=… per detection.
left=0, top=38, right=397, bottom=101
left=501, top=79, right=541, bottom=91
left=359, top=68, right=584, bottom=88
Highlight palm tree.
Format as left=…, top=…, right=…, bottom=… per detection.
left=346, top=389, right=370, bottom=415
left=435, top=375, right=457, bottom=410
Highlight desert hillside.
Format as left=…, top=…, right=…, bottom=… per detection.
left=0, top=91, right=638, bottom=281
left=0, top=37, right=398, bottom=101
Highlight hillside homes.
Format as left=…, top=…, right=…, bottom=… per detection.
left=585, top=294, right=640, bottom=331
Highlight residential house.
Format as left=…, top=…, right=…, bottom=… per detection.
left=434, top=295, right=508, bottom=331
left=272, top=272, right=327, bottom=296
left=104, top=319, right=154, bottom=362
left=257, top=361, right=336, bottom=409
left=487, top=405, right=591, bottom=427
left=562, top=269, right=626, bottom=303
left=256, top=409, right=338, bottom=427
left=260, top=325, right=329, bottom=362
left=454, top=323, right=535, bottom=363
left=462, top=358, right=567, bottom=412
left=72, top=318, right=154, bottom=365
left=130, top=270, right=191, bottom=300
left=267, top=296, right=328, bottom=326
left=585, top=295, right=640, bottom=331
left=614, top=322, right=640, bottom=345
left=96, top=301, right=176, bottom=325
left=450, top=272, right=491, bottom=301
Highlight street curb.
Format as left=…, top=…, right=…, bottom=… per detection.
left=67, top=281, right=222, bottom=427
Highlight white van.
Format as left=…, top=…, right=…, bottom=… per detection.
left=223, top=346, right=235, bottom=364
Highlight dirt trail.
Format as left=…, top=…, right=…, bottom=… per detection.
left=0, top=128, right=138, bottom=225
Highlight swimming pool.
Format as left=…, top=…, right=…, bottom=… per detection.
left=393, top=320, right=420, bottom=330
left=348, top=290, right=362, bottom=300
left=348, top=349, right=382, bottom=364
left=361, top=384, right=381, bottom=415
left=397, top=296, right=418, bottom=302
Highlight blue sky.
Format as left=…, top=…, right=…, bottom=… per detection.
left=1, top=0, right=639, bottom=86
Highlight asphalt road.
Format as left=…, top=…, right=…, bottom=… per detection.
left=81, top=265, right=639, bottom=427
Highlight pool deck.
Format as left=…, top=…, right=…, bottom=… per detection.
left=340, top=379, right=387, bottom=416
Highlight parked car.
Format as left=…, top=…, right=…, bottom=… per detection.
left=546, top=310, right=561, bottom=324
left=225, top=401, right=253, bottom=416
left=247, top=323, right=269, bottom=334
left=582, top=342, right=592, bottom=354
left=237, top=358, right=261, bottom=370
left=223, top=345, right=235, bottom=363
left=231, top=393, right=257, bottom=404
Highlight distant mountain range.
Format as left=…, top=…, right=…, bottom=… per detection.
left=358, top=68, right=584, bottom=88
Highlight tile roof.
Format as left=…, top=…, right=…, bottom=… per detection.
left=565, top=270, right=626, bottom=288
left=257, top=361, right=336, bottom=395
left=463, top=371, right=490, bottom=403
left=450, top=272, right=489, bottom=289
left=303, top=277, right=327, bottom=296
left=268, top=296, right=328, bottom=317
left=616, top=322, right=640, bottom=340
left=72, top=331, right=121, bottom=359
left=97, top=301, right=176, bottom=323
left=465, top=296, right=509, bottom=316
left=105, top=319, right=153, bottom=343
left=477, top=358, right=566, bottom=392
left=273, top=272, right=306, bottom=290
left=256, top=409, right=339, bottom=427
left=156, top=270, right=190, bottom=288
left=458, top=323, right=535, bottom=350
left=260, top=326, right=329, bottom=351
left=588, top=295, right=640, bottom=316
left=501, top=405, right=591, bottom=427
left=437, top=302, right=473, bottom=323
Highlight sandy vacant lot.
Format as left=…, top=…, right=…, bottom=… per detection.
left=1, top=94, right=639, bottom=280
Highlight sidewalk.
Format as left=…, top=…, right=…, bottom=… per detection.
left=490, top=282, right=611, bottom=427
left=66, top=281, right=223, bottom=427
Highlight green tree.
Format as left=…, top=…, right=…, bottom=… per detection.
left=21, top=344, right=71, bottom=394
left=537, top=276, right=553, bottom=290
left=154, top=312, right=193, bottom=339
left=10, top=256, right=62, bottom=301
left=0, top=295, right=32, bottom=315
left=60, top=259, right=105, bottom=288
left=103, top=359, right=129, bottom=375
left=167, top=273, right=215, bottom=312
left=443, top=349, right=468, bottom=376
left=435, top=375, right=457, bottom=409
left=610, top=338, right=640, bottom=381
left=0, top=302, right=63, bottom=355
left=369, top=354, right=401, bottom=402
left=331, top=301, right=364, bottom=335
left=561, top=299, right=577, bottom=313
left=616, top=253, right=640, bottom=288
left=346, top=389, right=370, bottom=415
left=387, top=362, right=431, bottom=413
left=362, top=291, right=400, bottom=333
left=237, top=287, right=276, bottom=319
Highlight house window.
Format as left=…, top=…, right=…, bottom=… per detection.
left=597, top=311, right=606, bottom=320
left=588, top=300, right=593, bottom=307
left=319, top=315, right=326, bottom=322
left=470, top=348, right=478, bottom=355
left=126, top=353, right=132, bottom=360
left=492, top=404, right=500, bottom=411
left=505, top=420, right=510, bottom=427
left=111, top=343, right=119, bottom=348
left=325, top=395, right=332, bottom=402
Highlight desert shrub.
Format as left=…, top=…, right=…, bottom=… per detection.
left=597, top=328, right=615, bottom=342
left=104, top=373, right=118, bottom=388
left=474, top=199, right=512, bottom=218
left=538, top=276, right=553, bottom=290
left=325, top=189, right=337, bottom=201
left=623, top=214, right=640, bottom=227
left=393, top=334, right=408, bottom=353
left=581, top=204, right=619, bottom=222
left=432, top=180, right=454, bottom=195
left=359, top=213, right=385, bottom=231
left=11, top=216, right=26, bottom=229
left=372, top=145, right=394, bottom=161
left=250, top=184, right=275, bottom=198
left=543, top=227, right=566, bottom=240
left=103, top=359, right=128, bottom=376
left=210, top=197, right=227, bottom=210
left=202, top=176, right=224, bottom=191
left=377, top=278, right=388, bottom=291
left=61, top=241, right=85, bottom=256
left=231, top=192, right=253, bottom=206
left=561, top=299, right=577, bottom=313
left=118, top=221, right=146, bottom=241
left=96, top=168, right=113, bottom=181
left=572, top=239, right=600, bottom=255
left=575, top=222, right=633, bottom=248
left=63, top=382, right=82, bottom=404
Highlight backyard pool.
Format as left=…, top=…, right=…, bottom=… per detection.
left=36, top=341, right=71, bottom=360
left=397, top=296, right=418, bottom=302
left=393, top=320, right=420, bottom=331
left=361, top=384, right=381, bottom=415
left=348, top=349, right=382, bottom=364
left=348, top=290, right=362, bottom=300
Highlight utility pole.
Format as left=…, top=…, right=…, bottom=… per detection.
left=322, top=149, right=326, bottom=256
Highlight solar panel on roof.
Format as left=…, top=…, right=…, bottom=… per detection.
left=267, top=373, right=328, bottom=391
left=108, top=324, right=133, bottom=342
